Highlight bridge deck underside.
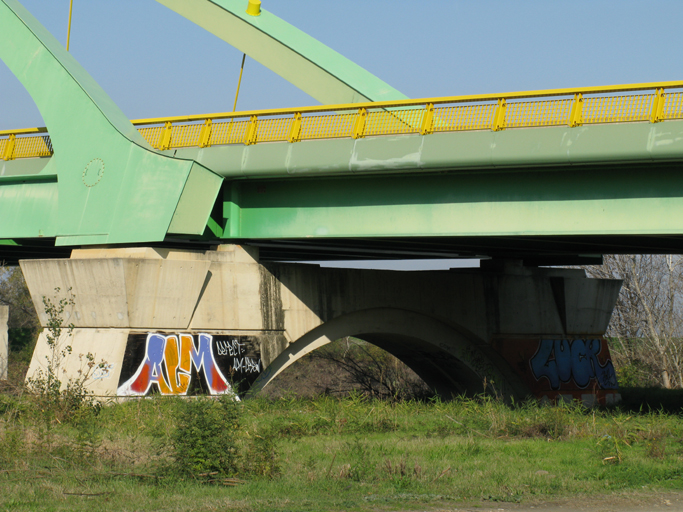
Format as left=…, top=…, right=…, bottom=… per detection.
left=5, top=234, right=683, bottom=266
left=245, top=234, right=683, bottom=264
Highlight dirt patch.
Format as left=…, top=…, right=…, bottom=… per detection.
left=401, top=491, right=683, bottom=512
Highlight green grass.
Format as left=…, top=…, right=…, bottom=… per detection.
left=1, top=394, right=682, bottom=511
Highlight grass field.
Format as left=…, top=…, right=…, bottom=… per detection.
left=1, top=392, right=682, bottom=511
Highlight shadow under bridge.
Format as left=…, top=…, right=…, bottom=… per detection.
left=247, top=308, right=529, bottom=400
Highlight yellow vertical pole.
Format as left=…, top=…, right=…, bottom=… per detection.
left=245, top=115, right=258, bottom=145
left=160, top=122, right=173, bottom=150
left=288, top=113, right=302, bottom=143
left=492, top=98, right=507, bottom=131
left=352, top=108, right=367, bottom=139
left=232, top=54, right=246, bottom=112
left=2, top=134, right=16, bottom=161
left=568, top=93, right=584, bottom=127
left=66, top=0, right=74, bottom=51
left=420, top=103, right=434, bottom=135
left=650, top=88, right=665, bottom=123
left=198, top=119, right=213, bottom=147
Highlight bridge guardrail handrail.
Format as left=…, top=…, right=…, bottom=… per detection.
left=3, top=80, right=683, bottom=160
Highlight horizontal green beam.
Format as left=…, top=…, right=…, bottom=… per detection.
left=222, top=163, right=683, bottom=239
left=165, top=118, right=683, bottom=179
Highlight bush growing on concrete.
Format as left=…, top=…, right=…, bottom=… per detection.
left=26, top=288, right=106, bottom=425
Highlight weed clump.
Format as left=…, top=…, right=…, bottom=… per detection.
left=170, top=395, right=280, bottom=481
left=26, top=288, right=108, bottom=426
left=240, top=430, right=280, bottom=478
left=171, top=395, right=241, bottom=478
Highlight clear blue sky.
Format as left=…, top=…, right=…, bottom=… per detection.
left=3, top=0, right=683, bottom=270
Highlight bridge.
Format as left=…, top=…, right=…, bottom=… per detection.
left=3, top=0, right=678, bottom=402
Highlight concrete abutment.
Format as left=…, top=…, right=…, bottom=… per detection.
left=20, top=246, right=622, bottom=402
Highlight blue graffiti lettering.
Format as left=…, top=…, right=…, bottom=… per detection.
left=530, top=339, right=617, bottom=390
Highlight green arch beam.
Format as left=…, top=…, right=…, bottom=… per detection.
left=0, top=0, right=222, bottom=245
left=156, top=0, right=408, bottom=104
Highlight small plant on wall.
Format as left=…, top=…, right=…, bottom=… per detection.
left=26, top=287, right=107, bottom=425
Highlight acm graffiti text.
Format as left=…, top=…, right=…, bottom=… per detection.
left=118, top=333, right=234, bottom=396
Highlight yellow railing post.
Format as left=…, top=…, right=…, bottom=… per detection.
left=421, top=103, right=434, bottom=135
left=650, top=88, right=666, bottom=123
left=2, top=134, right=16, bottom=160
left=288, top=112, right=302, bottom=143
left=492, top=99, right=506, bottom=131
left=198, top=119, right=213, bottom=147
left=352, top=108, right=367, bottom=139
left=159, top=122, right=173, bottom=150
left=245, top=115, right=258, bottom=145
left=568, top=93, right=584, bottom=127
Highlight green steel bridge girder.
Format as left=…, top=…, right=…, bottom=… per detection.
left=219, top=162, right=683, bottom=239
left=158, top=117, right=683, bottom=248
left=0, top=0, right=222, bottom=246
left=7, top=113, right=683, bottom=259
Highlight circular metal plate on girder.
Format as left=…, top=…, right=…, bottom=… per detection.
left=82, top=158, right=105, bottom=187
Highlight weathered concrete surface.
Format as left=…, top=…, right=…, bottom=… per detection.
left=26, top=329, right=127, bottom=396
left=21, top=251, right=212, bottom=329
left=0, top=305, right=8, bottom=380
left=20, top=246, right=622, bottom=399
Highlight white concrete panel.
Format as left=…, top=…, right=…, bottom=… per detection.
left=21, top=255, right=212, bottom=330
left=190, top=246, right=264, bottom=330
left=26, top=328, right=130, bottom=397
left=124, top=258, right=211, bottom=329
left=21, top=258, right=129, bottom=328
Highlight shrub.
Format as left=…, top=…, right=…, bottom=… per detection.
left=26, top=288, right=106, bottom=425
left=171, top=395, right=241, bottom=478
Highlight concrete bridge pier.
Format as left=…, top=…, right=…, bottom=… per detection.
left=1, top=305, right=8, bottom=381
left=20, top=246, right=622, bottom=403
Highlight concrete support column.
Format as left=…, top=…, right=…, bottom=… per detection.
left=0, top=305, right=8, bottom=381
left=20, top=245, right=283, bottom=397
left=20, top=247, right=623, bottom=403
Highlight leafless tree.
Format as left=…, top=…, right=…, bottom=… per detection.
left=312, top=337, right=431, bottom=400
left=584, top=255, right=683, bottom=388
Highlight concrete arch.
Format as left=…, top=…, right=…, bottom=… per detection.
left=248, top=308, right=529, bottom=400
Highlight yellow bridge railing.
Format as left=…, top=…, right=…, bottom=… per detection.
left=3, top=80, right=683, bottom=160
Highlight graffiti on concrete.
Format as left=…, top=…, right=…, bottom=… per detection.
left=217, top=339, right=245, bottom=357
left=492, top=337, right=619, bottom=405
left=233, top=357, right=261, bottom=374
left=92, top=363, right=114, bottom=381
left=117, top=332, right=263, bottom=396
left=530, top=338, right=617, bottom=390
left=118, top=333, right=231, bottom=396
